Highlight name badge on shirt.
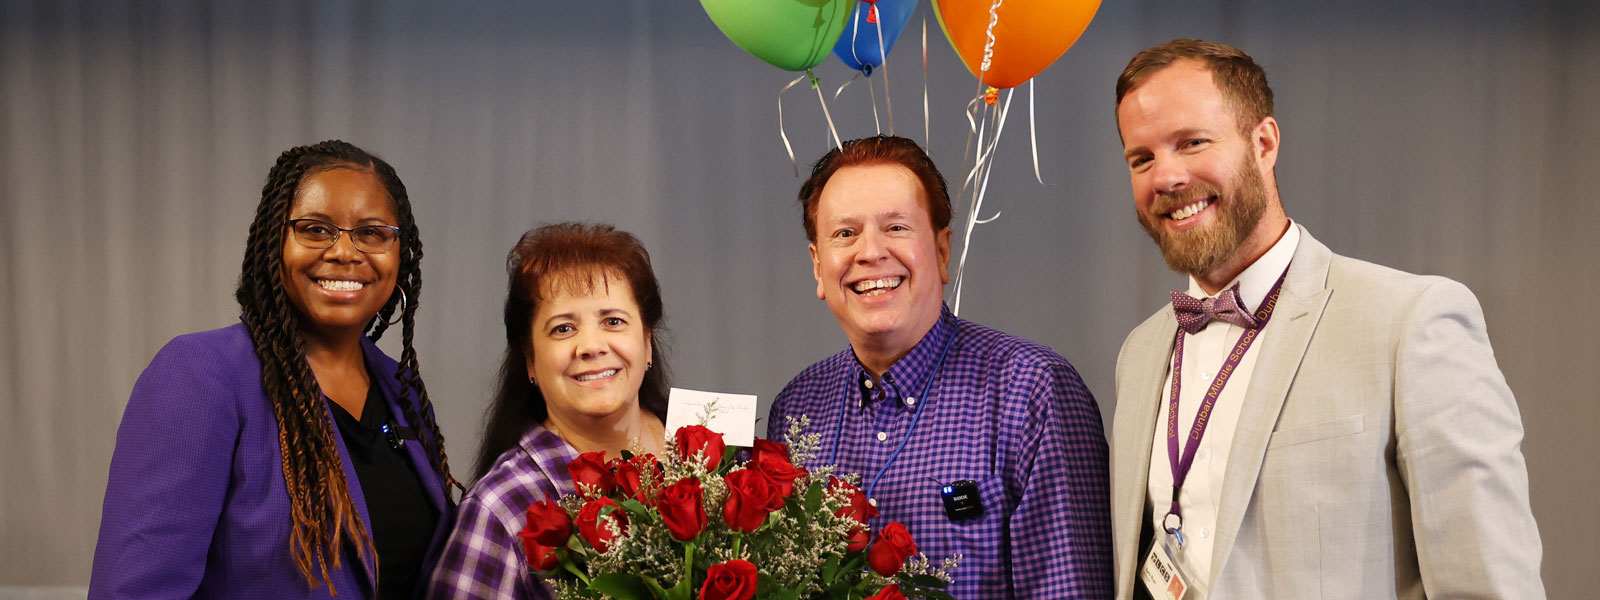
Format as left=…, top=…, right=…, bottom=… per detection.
left=1141, top=532, right=1207, bottom=600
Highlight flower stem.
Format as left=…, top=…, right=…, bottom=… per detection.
left=563, top=561, right=590, bottom=586
left=731, top=534, right=742, bottom=558
left=683, top=542, right=697, bottom=593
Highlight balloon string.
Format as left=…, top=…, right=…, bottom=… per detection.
left=779, top=73, right=808, bottom=177
left=833, top=71, right=861, bottom=101
left=849, top=3, right=864, bottom=75
left=1029, top=79, right=1044, bottom=185
left=868, top=77, right=882, bottom=134
left=951, top=99, right=988, bottom=315
left=922, top=15, right=930, bottom=150
left=876, top=15, right=894, bottom=134
left=979, top=0, right=1006, bottom=73
left=811, top=70, right=843, bottom=150
left=953, top=89, right=1014, bottom=315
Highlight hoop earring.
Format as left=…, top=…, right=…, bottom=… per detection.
left=383, top=288, right=408, bottom=326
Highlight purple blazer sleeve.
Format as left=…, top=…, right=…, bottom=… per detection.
left=91, top=323, right=456, bottom=599
left=90, top=330, right=241, bottom=598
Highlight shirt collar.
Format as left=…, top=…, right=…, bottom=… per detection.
left=852, top=304, right=957, bottom=410
left=1186, top=219, right=1300, bottom=311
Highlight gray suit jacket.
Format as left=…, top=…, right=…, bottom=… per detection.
left=1110, top=225, right=1544, bottom=599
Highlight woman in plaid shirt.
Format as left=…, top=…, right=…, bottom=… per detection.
left=427, top=223, right=672, bottom=599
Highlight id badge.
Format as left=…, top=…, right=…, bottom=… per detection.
left=1140, top=531, right=1208, bottom=600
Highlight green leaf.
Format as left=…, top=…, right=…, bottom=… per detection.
left=587, top=573, right=657, bottom=600
left=821, top=554, right=842, bottom=584
left=838, top=554, right=864, bottom=575
left=913, top=589, right=956, bottom=600
left=756, top=573, right=779, bottom=595
left=618, top=499, right=653, bottom=519
left=642, top=577, right=671, bottom=599
left=716, top=445, right=741, bottom=474
left=803, top=481, right=823, bottom=515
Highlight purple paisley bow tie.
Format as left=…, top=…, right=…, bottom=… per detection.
left=1171, top=283, right=1261, bottom=334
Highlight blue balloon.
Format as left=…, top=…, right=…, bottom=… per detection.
left=832, top=0, right=918, bottom=74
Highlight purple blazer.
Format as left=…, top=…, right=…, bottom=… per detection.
left=90, top=322, right=456, bottom=599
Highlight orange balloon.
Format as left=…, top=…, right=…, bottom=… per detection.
left=932, top=0, right=1101, bottom=89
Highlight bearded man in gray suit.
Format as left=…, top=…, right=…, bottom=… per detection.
left=1108, top=39, right=1544, bottom=599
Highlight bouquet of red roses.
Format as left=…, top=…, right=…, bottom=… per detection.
left=519, top=416, right=957, bottom=600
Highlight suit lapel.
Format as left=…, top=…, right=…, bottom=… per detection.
left=1113, top=309, right=1177, bottom=594
left=1207, top=226, right=1334, bottom=585
left=359, top=338, right=455, bottom=597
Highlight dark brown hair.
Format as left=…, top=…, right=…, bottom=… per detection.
left=474, top=222, right=670, bottom=480
left=797, top=135, right=951, bottom=243
left=1116, top=38, right=1274, bottom=135
left=235, top=140, right=461, bottom=592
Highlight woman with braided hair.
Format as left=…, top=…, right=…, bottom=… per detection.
left=91, top=140, right=462, bottom=599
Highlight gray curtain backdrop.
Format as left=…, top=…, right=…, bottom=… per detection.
left=3, top=0, right=1595, bottom=596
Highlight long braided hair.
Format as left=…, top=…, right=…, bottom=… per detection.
left=234, top=140, right=464, bottom=591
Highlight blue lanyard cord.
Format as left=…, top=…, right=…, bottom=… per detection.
left=828, top=329, right=959, bottom=500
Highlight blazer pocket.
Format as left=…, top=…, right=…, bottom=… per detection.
left=1267, top=414, right=1365, bottom=450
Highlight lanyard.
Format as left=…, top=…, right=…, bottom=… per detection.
left=1163, top=269, right=1288, bottom=535
left=828, top=328, right=958, bottom=500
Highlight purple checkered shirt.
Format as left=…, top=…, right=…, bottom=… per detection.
left=426, top=426, right=576, bottom=600
left=768, top=306, right=1113, bottom=599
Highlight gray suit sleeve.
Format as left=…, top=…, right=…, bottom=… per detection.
left=1393, top=278, right=1545, bottom=599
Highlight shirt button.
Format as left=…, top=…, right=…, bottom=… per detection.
left=1196, top=448, right=1209, bottom=460
left=905, top=396, right=917, bottom=407
left=1200, top=370, right=1213, bottom=381
left=1197, top=528, right=1209, bottom=539
left=864, top=379, right=874, bottom=389
left=876, top=432, right=888, bottom=442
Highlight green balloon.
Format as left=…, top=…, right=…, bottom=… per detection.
left=700, top=0, right=856, bottom=72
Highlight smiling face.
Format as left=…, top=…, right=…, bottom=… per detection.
left=279, top=167, right=399, bottom=343
left=1118, top=59, right=1284, bottom=285
left=809, top=163, right=952, bottom=361
left=527, top=270, right=653, bottom=426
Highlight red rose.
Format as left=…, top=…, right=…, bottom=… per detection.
left=613, top=453, right=660, bottom=504
left=721, top=469, right=778, bottom=533
left=749, top=442, right=806, bottom=501
left=521, top=499, right=573, bottom=547
left=657, top=477, right=707, bottom=541
left=568, top=451, right=616, bottom=496
left=847, top=527, right=872, bottom=553
left=516, top=535, right=560, bottom=571
left=699, top=559, right=758, bottom=600
left=829, top=476, right=878, bottom=551
left=576, top=498, right=629, bottom=553
left=864, top=585, right=907, bottom=600
left=750, top=438, right=788, bottom=462
left=829, top=477, right=878, bottom=524
left=675, top=425, right=726, bottom=471
left=867, top=522, right=918, bottom=576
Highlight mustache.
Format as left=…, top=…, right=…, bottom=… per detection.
left=1151, top=182, right=1221, bottom=215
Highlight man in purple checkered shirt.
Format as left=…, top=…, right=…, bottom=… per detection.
left=767, top=135, right=1113, bottom=599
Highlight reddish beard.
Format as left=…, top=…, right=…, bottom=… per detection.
left=1137, top=150, right=1269, bottom=278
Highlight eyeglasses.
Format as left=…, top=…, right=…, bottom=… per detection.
left=284, top=218, right=401, bottom=254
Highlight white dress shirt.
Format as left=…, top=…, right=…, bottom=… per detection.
left=1144, top=222, right=1300, bottom=578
